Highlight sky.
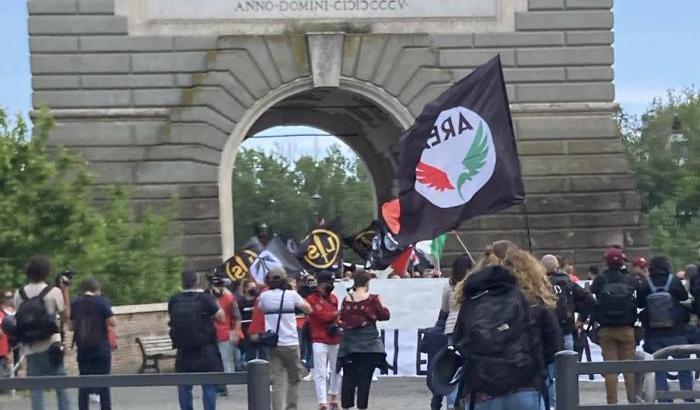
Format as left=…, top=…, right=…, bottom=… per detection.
left=1, top=0, right=698, bottom=156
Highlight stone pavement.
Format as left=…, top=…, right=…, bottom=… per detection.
left=0, top=378, right=660, bottom=410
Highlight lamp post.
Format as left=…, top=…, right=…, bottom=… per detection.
left=311, top=192, right=322, bottom=227
left=668, top=115, right=688, bottom=166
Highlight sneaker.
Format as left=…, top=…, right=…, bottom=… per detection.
left=372, top=374, right=379, bottom=382
left=303, top=372, right=313, bottom=382
left=319, top=405, right=329, bottom=410
left=89, top=394, right=100, bottom=403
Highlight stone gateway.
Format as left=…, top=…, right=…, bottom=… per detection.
left=28, top=0, right=647, bottom=271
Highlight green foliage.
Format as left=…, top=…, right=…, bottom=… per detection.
left=647, top=200, right=700, bottom=269
left=232, top=145, right=375, bottom=257
left=619, top=88, right=700, bottom=267
left=0, top=108, right=183, bottom=305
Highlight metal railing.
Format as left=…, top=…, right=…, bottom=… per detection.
left=555, top=350, right=700, bottom=410
left=0, top=359, right=271, bottom=410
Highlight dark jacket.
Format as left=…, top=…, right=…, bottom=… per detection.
left=548, top=271, right=595, bottom=335
left=453, top=266, right=563, bottom=393
left=590, top=268, right=639, bottom=327
left=688, top=267, right=700, bottom=315
left=637, top=272, right=689, bottom=338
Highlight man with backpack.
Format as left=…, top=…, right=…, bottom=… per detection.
left=168, top=270, right=225, bottom=410
left=541, top=254, right=593, bottom=409
left=638, top=256, right=694, bottom=403
left=13, top=255, right=71, bottom=410
left=71, top=277, right=115, bottom=410
left=541, top=255, right=593, bottom=351
left=590, top=247, right=639, bottom=405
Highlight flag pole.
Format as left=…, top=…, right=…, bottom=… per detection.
left=451, top=231, right=476, bottom=265
left=522, top=201, right=534, bottom=252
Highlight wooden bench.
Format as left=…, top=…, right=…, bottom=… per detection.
left=135, top=336, right=177, bottom=373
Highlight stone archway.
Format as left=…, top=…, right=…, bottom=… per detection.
left=218, top=77, right=413, bottom=259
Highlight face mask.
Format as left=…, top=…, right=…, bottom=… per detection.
left=326, top=284, right=335, bottom=293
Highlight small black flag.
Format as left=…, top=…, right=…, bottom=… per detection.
left=223, top=248, right=258, bottom=281
left=383, top=56, right=524, bottom=246
left=298, top=219, right=343, bottom=273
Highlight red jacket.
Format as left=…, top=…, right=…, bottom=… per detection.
left=0, top=310, right=9, bottom=357
left=306, top=292, right=341, bottom=345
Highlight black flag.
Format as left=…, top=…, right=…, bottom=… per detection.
left=297, top=219, right=343, bottom=274
left=383, top=56, right=524, bottom=246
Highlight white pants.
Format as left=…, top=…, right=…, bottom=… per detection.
left=312, top=342, right=341, bottom=404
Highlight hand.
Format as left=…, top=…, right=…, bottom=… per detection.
left=59, top=276, right=70, bottom=290
left=230, top=330, right=240, bottom=345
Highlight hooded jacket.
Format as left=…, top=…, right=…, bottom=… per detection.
left=453, top=266, right=562, bottom=395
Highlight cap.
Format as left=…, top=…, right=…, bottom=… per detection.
left=632, top=256, right=648, bottom=269
left=316, top=271, right=335, bottom=284
left=266, top=267, right=287, bottom=282
left=604, top=247, right=626, bottom=268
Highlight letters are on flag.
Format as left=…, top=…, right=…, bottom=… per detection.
left=382, top=56, right=524, bottom=246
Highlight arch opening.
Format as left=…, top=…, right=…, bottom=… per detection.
left=219, top=79, right=412, bottom=258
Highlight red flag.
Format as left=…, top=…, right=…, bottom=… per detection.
left=390, top=247, right=414, bottom=277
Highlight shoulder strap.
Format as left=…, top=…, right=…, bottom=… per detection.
left=275, top=290, right=286, bottom=334
left=663, top=275, right=673, bottom=292
left=19, top=288, right=29, bottom=302
left=38, top=285, right=54, bottom=299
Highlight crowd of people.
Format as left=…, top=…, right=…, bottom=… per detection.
left=1, top=242, right=700, bottom=410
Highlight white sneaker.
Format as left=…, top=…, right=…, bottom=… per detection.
left=89, top=394, right=100, bottom=403
left=372, top=375, right=378, bottom=382
left=303, top=372, right=313, bottom=381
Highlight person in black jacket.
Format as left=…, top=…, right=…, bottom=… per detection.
left=589, top=247, right=639, bottom=405
left=453, top=251, right=562, bottom=410
left=638, top=256, right=694, bottom=403
left=541, top=254, right=594, bottom=351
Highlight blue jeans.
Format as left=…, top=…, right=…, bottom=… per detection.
left=26, top=349, right=71, bottom=410
left=217, top=341, right=234, bottom=374
left=546, top=333, right=574, bottom=409
left=474, top=390, right=545, bottom=410
left=178, top=384, right=217, bottom=410
left=644, top=334, right=695, bottom=403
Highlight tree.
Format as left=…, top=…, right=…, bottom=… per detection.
left=619, top=88, right=700, bottom=266
left=231, top=145, right=376, bottom=256
left=0, top=108, right=183, bottom=305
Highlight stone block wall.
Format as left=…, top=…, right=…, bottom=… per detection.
left=28, top=0, right=648, bottom=273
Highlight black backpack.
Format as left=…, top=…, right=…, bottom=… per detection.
left=645, top=275, right=675, bottom=329
left=73, top=296, right=107, bottom=350
left=169, top=293, right=215, bottom=349
left=595, top=275, right=637, bottom=326
left=550, top=275, right=573, bottom=332
left=16, top=286, right=59, bottom=344
left=458, top=285, right=542, bottom=396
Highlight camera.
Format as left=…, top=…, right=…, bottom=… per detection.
left=55, top=269, right=75, bottom=287
left=206, top=271, right=231, bottom=297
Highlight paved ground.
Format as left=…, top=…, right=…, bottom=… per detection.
left=2, top=377, right=683, bottom=410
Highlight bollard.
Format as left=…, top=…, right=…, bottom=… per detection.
left=555, top=350, right=579, bottom=410
left=247, top=359, right=271, bottom=410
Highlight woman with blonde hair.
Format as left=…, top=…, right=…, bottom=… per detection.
left=502, top=250, right=557, bottom=309
left=451, top=246, right=561, bottom=410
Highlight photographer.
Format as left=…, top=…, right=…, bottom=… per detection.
left=13, top=255, right=71, bottom=410
left=306, top=272, right=342, bottom=410
left=209, top=274, right=242, bottom=396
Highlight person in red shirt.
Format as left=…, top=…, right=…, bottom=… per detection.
left=213, top=285, right=241, bottom=396
left=338, top=270, right=390, bottom=410
left=0, top=292, right=11, bottom=379
left=306, top=272, right=342, bottom=410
